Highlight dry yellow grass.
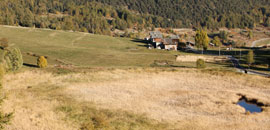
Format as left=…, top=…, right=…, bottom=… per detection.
left=2, top=68, right=270, bottom=130
left=64, top=69, right=270, bottom=130
left=2, top=70, right=78, bottom=130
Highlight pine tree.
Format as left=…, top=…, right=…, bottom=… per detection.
left=246, top=50, right=254, bottom=68
left=248, top=30, right=253, bottom=39
left=212, top=36, right=222, bottom=56
left=63, top=17, right=74, bottom=31
left=268, top=58, right=270, bottom=70
left=219, top=31, right=228, bottom=43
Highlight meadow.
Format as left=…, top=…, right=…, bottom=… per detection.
left=0, top=26, right=184, bottom=68
left=253, top=38, right=270, bottom=47
left=0, top=26, right=270, bottom=130
left=2, top=68, right=270, bottom=130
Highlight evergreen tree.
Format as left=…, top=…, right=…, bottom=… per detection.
left=266, top=17, right=270, bottom=27
left=21, top=9, right=34, bottom=27
left=268, top=58, right=270, bottom=70
left=0, top=0, right=270, bottom=36
left=63, top=17, right=74, bottom=30
left=212, top=36, right=222, bottom=56
left=248, top=30, right=253, bottom=39
left=219, top=31, right=228, bottom=43
left=246, top=50, right=254, bottom=68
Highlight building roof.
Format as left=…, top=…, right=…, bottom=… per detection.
left=163, top=38, right=177, bottom=45
left=170, top=35, right=179, bottom=39
left=150, top=31, right=163, bottom=39
left=187, top=41, right=195, bottom=45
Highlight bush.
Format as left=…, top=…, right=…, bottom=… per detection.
left=37, top=56, right=48, bottom=68
left=0, top=38, right=9, bottom=49
left=246, top=50, right=254, bottom=68
left=196, top=59, right=206, bottom=68
left=0, top=64, right=12, bottom=130
left=151, top=60, right=173, bottom=67
left=2, top=47, right=23, bottom=72
left=0, top=89, right=12, bottom=130
left=0, top=103, right=12, bottom=130
left=0, top=64, right=5, bottom=80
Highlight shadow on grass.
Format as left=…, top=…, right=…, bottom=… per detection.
left=240, top=65, right=270, bottom=72
left=170, top=65, right=195, bottom=68
left=198, top=49, right=270, bottom=72
left=23, top=63, right=38, bottom=68
left=131, top=39, right=149, bottom=47
left=208, top=33, right=220, bottom=39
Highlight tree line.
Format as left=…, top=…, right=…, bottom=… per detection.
left=96, top=0, right=270, bottom=29
left=0, top=0, right=157, bottom=35
left=0, top=0, right=270, bottom=35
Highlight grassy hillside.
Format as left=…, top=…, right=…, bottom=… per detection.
left=1, top=0, right=270, bottom=33
left=3, top=68, right=270, bottom=130
left=0, top=26, right=270, bottom=130
left=1, top=25, right=268, bottom=73
left=0, top=26, right=183, bottom=68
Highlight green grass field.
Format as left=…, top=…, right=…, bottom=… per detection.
left=0, top=26, right=187, bottom=68
left=205, top=47, right=270, bottom=73
left=1, top=26, right=229, bottom=70
left=254, top=38, right=270, bottom=47
left=2, top=25, right=267, bottom=72
left=1, top=26, right=270, bottom=130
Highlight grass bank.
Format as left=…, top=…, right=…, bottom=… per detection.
left=0, top=26, right=184, bottom=68
left=2, top=68, right=270, bottom=129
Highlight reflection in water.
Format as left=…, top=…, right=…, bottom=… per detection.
left=237, top=99, right=262, bottom=113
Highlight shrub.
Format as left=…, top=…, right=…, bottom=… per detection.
left=37, top=56, right=48, bottom=68
left=2, top=47, right=23, bottom=72
left=151, top=60, right=173, bottom=67
left=0, top=64, right=12, bottom=130
left=268, top=58, right=270, bottom=69
left=0, top=38, right=9, bottom=49
left=0, top=104, right=12, bottom=130
left=0, top=64, right=5, bottom=80
left=196, top=59, right=206, bottom=68
left=246, top=50, right=254, bottom=68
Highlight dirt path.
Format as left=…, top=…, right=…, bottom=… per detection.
left=229, top=56, right=270, bottom=77
left=251, top=38, right=270, bottom=47
left=71, top=33, right=87, bottom=46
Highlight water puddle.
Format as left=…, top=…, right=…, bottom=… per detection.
left=237, top=99, right=262, bottom=113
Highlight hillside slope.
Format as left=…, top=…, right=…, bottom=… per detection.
left=98, top=0, right=270, bottom=28
left=0, top=0, right=270, bottom=35
left=0, top=26, right=180, bottom=67
left=3, top=68, right=270, bottom=130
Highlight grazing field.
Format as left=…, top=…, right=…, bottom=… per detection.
left=2, top=68, right=270, bottom=130
left=0, top=26, right=185, bottom=68
left=252, top=38, right=270, bottom=47
left=1, top=26, right=270, bottom=130
left=205, top=48, right=270, bottom=73
left=0, top=25, right=233, bottom=70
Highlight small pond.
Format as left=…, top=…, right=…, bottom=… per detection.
left=237, top=99, right=262, bottom=113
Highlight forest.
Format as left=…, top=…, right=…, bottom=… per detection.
left=0, top=0, right=270, bottom=35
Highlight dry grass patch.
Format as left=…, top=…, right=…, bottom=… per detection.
left=2, top=70, right=77, bottom=130
left=2, top=69, right=169, bottom=130
left=1, top=68, right=270, bottom=130
left=64, top=68, right=270, bottom=130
